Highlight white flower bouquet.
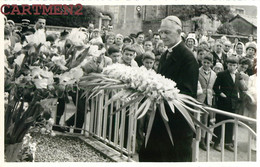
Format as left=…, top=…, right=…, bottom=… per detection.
left=79, top=64, right=212, bottom=146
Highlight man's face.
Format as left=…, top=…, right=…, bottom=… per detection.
left=223, top=43, right=231, bottom=52
left=159, top=20, right=180, bottom=47
left=236, top=44, right=243, bottom=55
left=143, top=59, right=155, bottom=70
left=110, top=52, right=121, bottom=63
left=238, top=64, right=249, bottom=72
left=137, top=34, right=144, bottom=44
left=186, top=38, right=195, bottom=48
left=153, top=35, right=160, bottom=44
left=35, top=19, right=46, bottom=30
left=144, top=41, right=153, bottom=51
left=215, top=43, right=222, bottom=53
left=227, top=63, right=238, bottom=73
left=122, top=50, right=135, bottom=64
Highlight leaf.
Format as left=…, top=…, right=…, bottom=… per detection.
left=134, top=98, right=149, bottom=118
left=178, top=94, right=202, bottom=105
left=137, top=99, right=151, bottom=119
left=103, top=90, right=128, bottom=108
left=160, top=102, right=169, bottom=122
left=190, top=114, right=216, bottom=137
left=172, top=100, right=196, bottom=132
left=178, top=100, right=204, bottom=114
left=145, top=108, right=156, bottom=148
left=180, top=98, right=207, bottom=113
left=111, top=95, right=144, bottom=115
left=160, top=113, right=174, bottom=147
left=167, top=100, right=175, bottom=113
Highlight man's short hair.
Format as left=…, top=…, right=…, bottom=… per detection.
left=123, top=45, right=136, bottom=53
left=142, top=51, right=155, bottom=61
left=239, top=57, right=251, bottom=66
left=36, top=16, right=45, bottom=22
left=136, top=31, right=144, bottom=37
left=226, top=56, right=239, bottom=64
left=153, top=33, right=160, bottom=37
left=202, top=54, right=213, bottom=63
left=107, top=45, right=120, bottom=55
left=123, top=36, right=132, bottom=43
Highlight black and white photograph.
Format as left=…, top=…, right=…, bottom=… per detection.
left=1, top=0, right=258, bottom=165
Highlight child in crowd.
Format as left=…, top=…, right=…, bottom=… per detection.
left=154, top=40, right=165, bottom=60
left=142, top=51, right=155, bottom=70
left=197, top=54, right=217, bottom=151
left=107, top=45, right=121, bottom=64
left=143, top=40, right=154, bottom=52
left=213, top=56, right=243, bottom=152
left=136, top=51, right=155, bottom=154
left=153, top=57, right=160, bottom=72
left=119, top=45, right=138, bottom=67
left=213, top=62, right=224, bottom=74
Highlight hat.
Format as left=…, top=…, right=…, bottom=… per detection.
left=7, top=20, right=15, bottom=26
left=93, top=28, right=100, bottom=32
left=22, top=19, right=30, bottom=23
left=186, top=33, right=197, bottom=45
left=213, top=62, right=224, bottom=70
left=245, top=42, right=257, bottom=51
left=164, top=16, right=182, bottom=27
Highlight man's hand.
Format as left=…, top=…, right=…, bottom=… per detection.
left=220, top=92, right=227, bottom=98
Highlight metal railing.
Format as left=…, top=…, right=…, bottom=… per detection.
left=52, top=88, right=257, bottom=162
left=192, top=106, right=257, bottom=162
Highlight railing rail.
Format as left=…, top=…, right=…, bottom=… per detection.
left=52, top=88, right=257, bottom=162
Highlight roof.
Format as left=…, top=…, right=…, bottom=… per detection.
left=229, top=14, right=257, bottom=28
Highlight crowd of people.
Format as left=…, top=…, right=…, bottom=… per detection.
left=4, top=14, right=257, bottom=161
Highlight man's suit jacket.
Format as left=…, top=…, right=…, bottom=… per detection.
left=213, top=70, right=240, bottom=111
left=197, top=67, right=217, bottom=106
left=212, top=51, right=227, bottom=69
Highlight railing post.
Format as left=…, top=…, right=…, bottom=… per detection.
left=192, top=111, right=200, bottom=162
left=248, top=133, right=252, bottom=161
left=234, top=118, right=238, bottom=161
left=221, top=124, right=225, bottom=161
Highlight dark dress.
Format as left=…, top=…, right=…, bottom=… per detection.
left=138, top=41, right=199, bottom=162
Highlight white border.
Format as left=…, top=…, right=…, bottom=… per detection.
left=0, top=1, right=259, bottom=167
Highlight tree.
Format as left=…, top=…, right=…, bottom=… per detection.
left=168, top=5, right=234, bottom=23
left=216, top=22, right=236, bottom=35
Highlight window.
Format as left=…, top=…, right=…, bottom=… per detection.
left=235, top=8, right=245, bottom=15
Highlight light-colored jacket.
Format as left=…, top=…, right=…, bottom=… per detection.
left=197, top=67, right=217, bottom=106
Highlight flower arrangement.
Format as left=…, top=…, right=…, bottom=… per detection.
left=4, top=27, right=105, bottom=161
left=79, top=64, right=212, bottom=146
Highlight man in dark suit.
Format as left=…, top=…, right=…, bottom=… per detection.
left=212, top=56, right=241, bottom=152
left=211, top=40, right=227, bottom=69
left=138, top=16, right=199, bottom=162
